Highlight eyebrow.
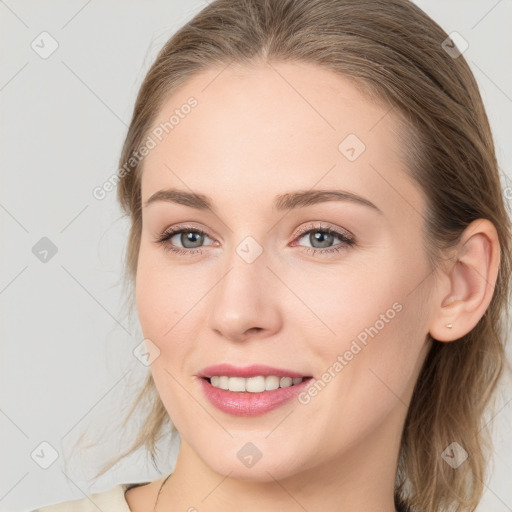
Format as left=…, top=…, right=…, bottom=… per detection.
left=143, top=188, right=382, bottom=214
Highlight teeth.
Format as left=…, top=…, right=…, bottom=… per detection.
left=209, top=375, right=304, bottom=392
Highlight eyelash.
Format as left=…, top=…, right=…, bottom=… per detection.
left=153, top=223, right=356, bottom=258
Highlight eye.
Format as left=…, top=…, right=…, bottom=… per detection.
left=154, top=222, right=355, bottom=258
left=292, top=223, right=355, bottom=257
left=154, top=225, right=215, bottom=255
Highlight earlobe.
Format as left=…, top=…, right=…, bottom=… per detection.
left=429, top=219, right=500, bottom=343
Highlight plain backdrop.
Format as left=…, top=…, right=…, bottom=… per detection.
left=1, top=1, right=511, bottom=511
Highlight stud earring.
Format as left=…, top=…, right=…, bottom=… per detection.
left=446, top=323, right=453, bottom=329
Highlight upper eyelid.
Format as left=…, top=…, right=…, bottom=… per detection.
left=295, top=223, right=352, bottom=237
left=162, top=224, right=213, bottom=239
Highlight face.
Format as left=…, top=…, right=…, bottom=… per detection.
left=136, top=61, right=434, bottom=481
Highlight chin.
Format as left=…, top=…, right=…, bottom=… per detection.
left=207, top=456, right=302, bottom=482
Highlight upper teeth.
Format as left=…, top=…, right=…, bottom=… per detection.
left=210, top=376, right=303, bottom=393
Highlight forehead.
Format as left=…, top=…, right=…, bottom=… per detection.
left=140, top=61, right=422, bottom=217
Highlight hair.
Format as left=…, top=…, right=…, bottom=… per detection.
left=93, top=1, right=512, bottom=510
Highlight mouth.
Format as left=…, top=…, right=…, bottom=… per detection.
left=198, top=375, right=313, bottom=416
left=197, top=364, right=314, bottom=416
left=202, top=375, right=313, bottom=393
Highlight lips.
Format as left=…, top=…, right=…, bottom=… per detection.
left=196, top=363, right=314, bottom=416
left=199, top=375, right=313, bottom=416
left=198, top=363, right=312, bottom=379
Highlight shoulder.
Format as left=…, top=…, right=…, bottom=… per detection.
left=31, top=481, right=149, bottom=512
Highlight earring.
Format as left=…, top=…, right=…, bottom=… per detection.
left=446, top=323, right=453, bottom=329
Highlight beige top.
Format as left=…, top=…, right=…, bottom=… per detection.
left=32, top=482, right=148, bottom=512
left=32, top=481, right=413, bottom=511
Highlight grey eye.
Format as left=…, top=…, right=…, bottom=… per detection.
left=308, top=231, right=336, bottom=248
left=172, top=231, right=207, bottom=249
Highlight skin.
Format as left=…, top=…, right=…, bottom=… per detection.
left=125, top=61, right=500, bottom=512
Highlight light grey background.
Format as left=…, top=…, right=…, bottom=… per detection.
left=1, top=1, right=511, bottom=511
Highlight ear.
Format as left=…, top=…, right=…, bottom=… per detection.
left=429, top=219, right=501, bottom=342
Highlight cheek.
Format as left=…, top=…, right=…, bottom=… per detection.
left=135, top=249, right=186, bottom=348
left=314, top=271, right=430, bottom=423
left=135, top=253, right=199, bottom=427
left=303, top=249, right=429, bottom=387
left=135, top=248, right=216, bottom=375
left=287, top=256, right=404, bottom=349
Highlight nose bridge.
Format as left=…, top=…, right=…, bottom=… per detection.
left=207, top=235, right=281, bottom=340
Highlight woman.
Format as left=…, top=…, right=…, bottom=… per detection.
left=33, top=0, right=511, bottom=511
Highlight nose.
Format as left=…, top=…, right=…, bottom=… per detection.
left=207, top=249, right=282, bottom=343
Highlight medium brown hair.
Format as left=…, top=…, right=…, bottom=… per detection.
left=94, top=1, right=511, bottom=510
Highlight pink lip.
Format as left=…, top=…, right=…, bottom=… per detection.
left=198, top=363, right=310, bottom=379
left=197, top=364, right=313, bottom=417
left=198, top=376, right=313, bottom=416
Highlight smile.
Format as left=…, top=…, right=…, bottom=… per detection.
left=208, top=375, right=304, bottom=392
